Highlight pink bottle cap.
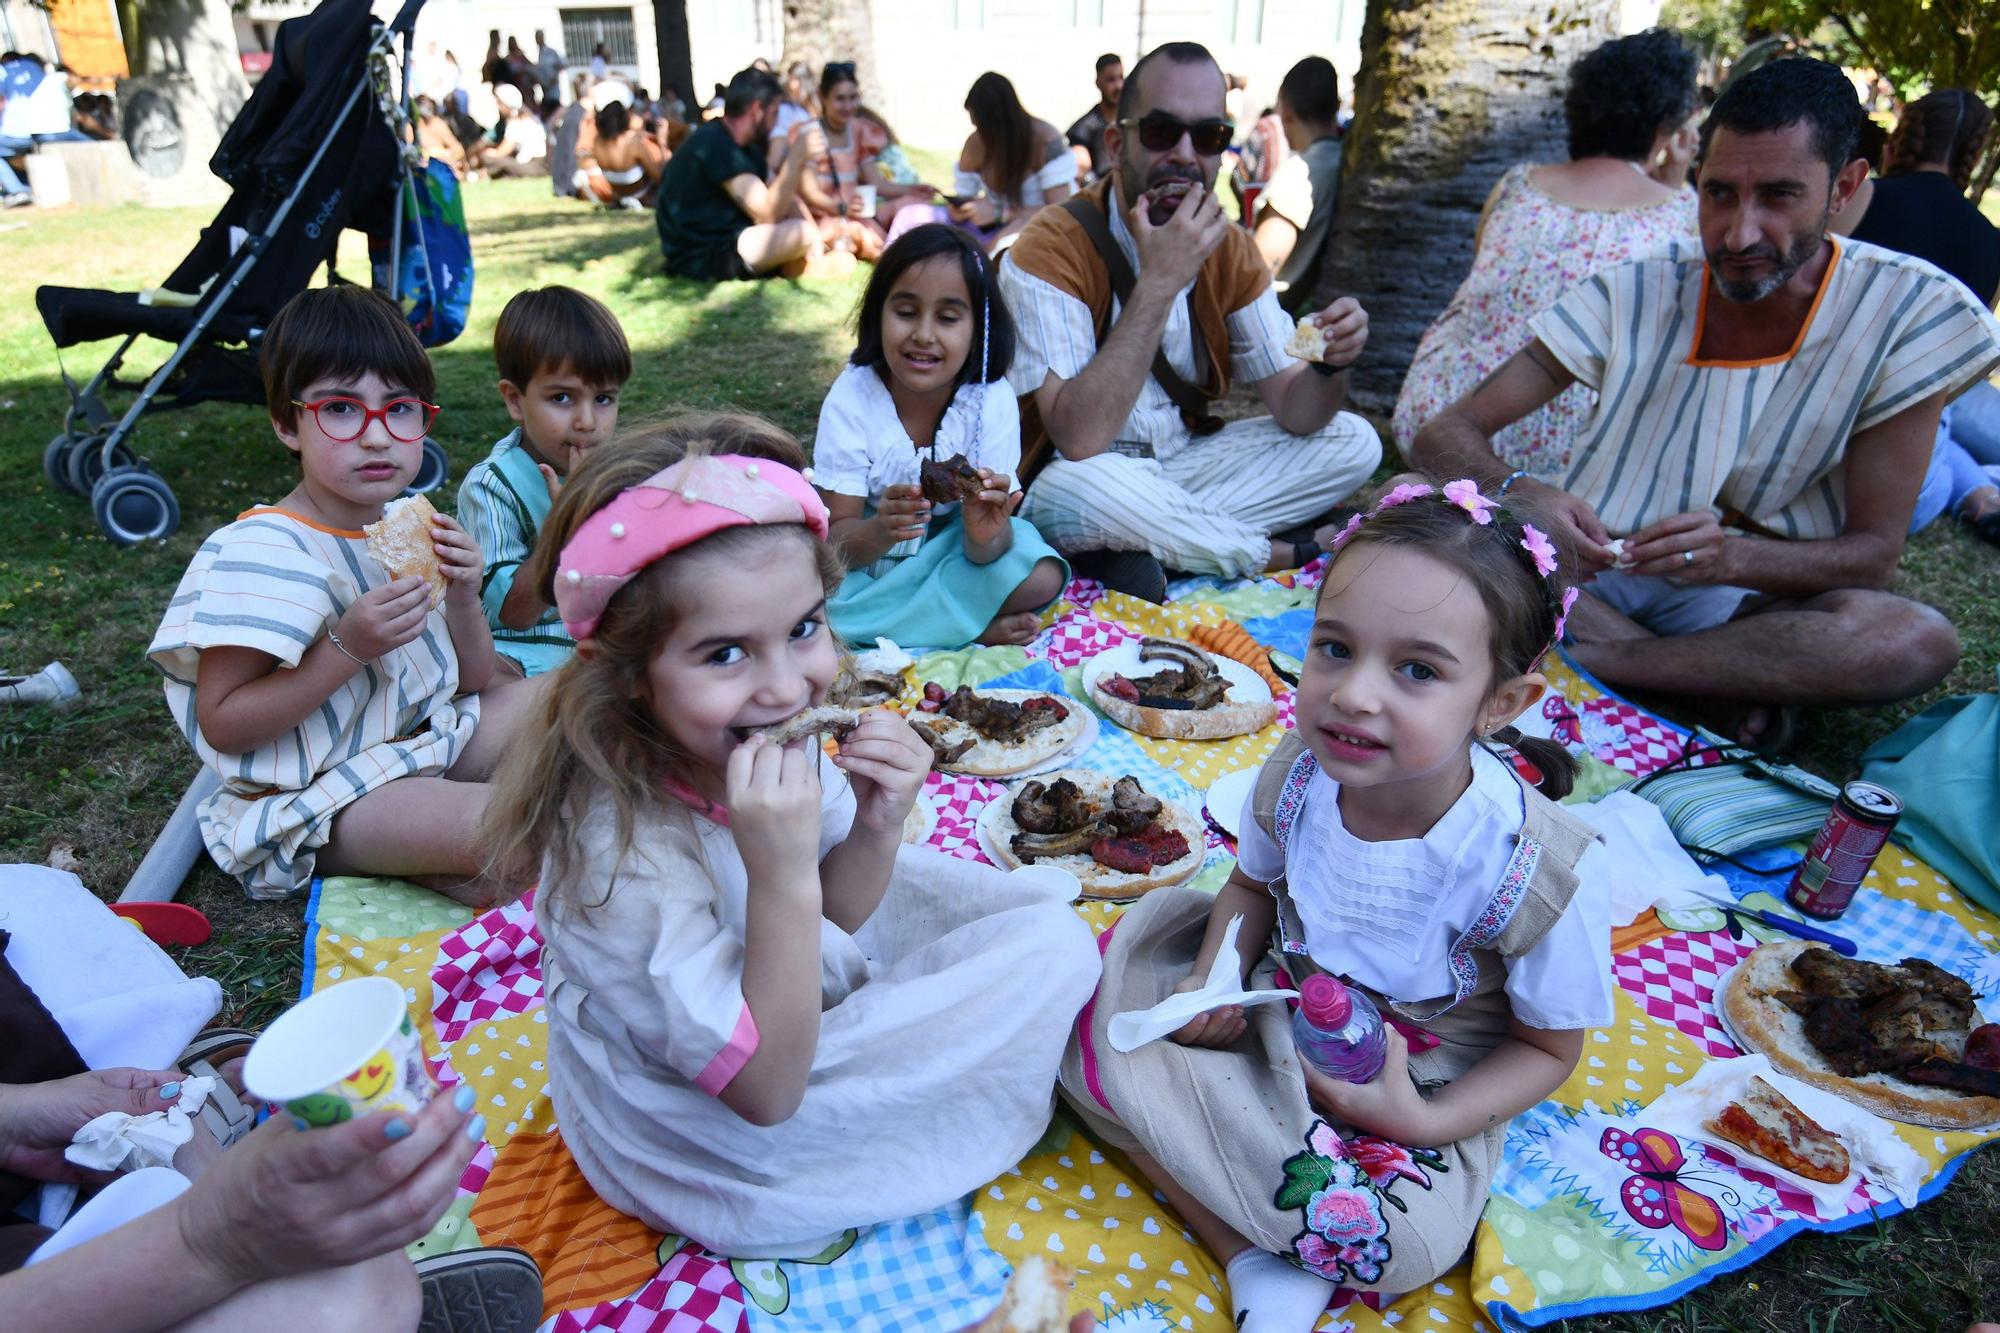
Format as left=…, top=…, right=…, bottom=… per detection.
left=1299, top=973, right=1352, bottom=1028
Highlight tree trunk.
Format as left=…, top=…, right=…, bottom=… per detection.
left=654, top=0, right=694, bottom=112
left=1313, top=0, right=1620, bottom=420
left=779, top=0, right=881, bottom=106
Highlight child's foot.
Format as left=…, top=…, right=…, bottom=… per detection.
left=1224, top=1247, right=1336, bottom=1333
left=977, top=610, right=1042, bottom=646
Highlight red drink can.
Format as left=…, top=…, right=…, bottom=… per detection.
left=1787, top=780, right=1901, bottom=920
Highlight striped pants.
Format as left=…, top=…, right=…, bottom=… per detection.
left=1021, top=411, right=1383, bottom=577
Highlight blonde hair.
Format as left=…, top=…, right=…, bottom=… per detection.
left=480, top=411, right=843, bottom=912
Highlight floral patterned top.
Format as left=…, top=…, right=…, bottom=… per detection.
left=1392, top=163, right=1698, bottom=478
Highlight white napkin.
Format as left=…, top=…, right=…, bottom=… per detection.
left=1107, top=915, right=1296, bottom=1053
left=1646, top=1055, right=1926, bottom=1210
left=1571, top=792, right=1732, bottom=928
left=852, top=637, right=914, bottom=675
left=63, top=1076, right=216, bottom=1174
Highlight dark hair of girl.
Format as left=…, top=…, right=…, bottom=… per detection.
left=1319, top=481, right=1580, bottom=798
left=849, top=223, right=1016, bottom=387
left=594, top=99, right=630, bottom=139
left=820, top=60, right=857, bottom=96
left=1886, top=89, right=1996, bottom=193
left=964, top=70, right=1037, bottom=203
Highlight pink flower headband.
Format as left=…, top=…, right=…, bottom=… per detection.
left=554, top=453, right=831, bottom=640
left=1328, top=477, right=1580, bottom=651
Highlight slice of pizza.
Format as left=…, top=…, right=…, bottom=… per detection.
left=1705, top=1075, right=1851, bottom=1184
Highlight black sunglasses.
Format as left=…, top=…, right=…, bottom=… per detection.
left=824, top=61, right=856, bottom=80
left=1120, top=112, right=1233, bottom=156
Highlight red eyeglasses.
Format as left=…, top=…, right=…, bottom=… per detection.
left=292, top=396, right=442, bottom=443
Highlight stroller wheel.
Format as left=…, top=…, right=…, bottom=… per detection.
left=404, top=436, right=450, bottom=497
left=91, top=465, right=181, bottom=546
left=66, top=434, right=135, bottom=497
left=45, top=433, right=82, bottom=494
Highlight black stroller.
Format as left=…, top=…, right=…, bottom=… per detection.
left=36, top=0, right=449, bottom=544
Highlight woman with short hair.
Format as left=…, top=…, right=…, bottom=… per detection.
left=1393, top=28, right=1701, bottom=479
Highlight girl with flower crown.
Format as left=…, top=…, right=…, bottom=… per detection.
left=480, top=414, right=1100, bottom=1263
left=1059, top=477, right=1613, bottom=1331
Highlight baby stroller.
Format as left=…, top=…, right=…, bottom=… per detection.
left=35, top=0, right=452, bottom=545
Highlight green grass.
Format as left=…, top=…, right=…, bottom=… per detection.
left=0, top=176, right=1994, bottom=1327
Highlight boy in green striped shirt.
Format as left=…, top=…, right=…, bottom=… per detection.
left=456, top=287, right=632, bottom=675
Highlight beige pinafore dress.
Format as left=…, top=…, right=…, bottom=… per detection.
left=1057, top=732, right=1596, bottom=1289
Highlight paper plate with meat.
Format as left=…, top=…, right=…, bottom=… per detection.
left=1719, top=939, right=2000, bottom=1130
left=978, top=770, right=1206, bottom=899
left=908, top=684, right=1091, bottom=778
left=1082, top=638, right=1277, bottom=741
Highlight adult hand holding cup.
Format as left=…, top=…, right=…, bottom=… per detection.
left=854, top=183, right=877, bottom=217
left=243, top=977, right=436, bottom=1128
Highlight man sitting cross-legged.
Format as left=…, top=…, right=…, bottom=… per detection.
left=999, top=40, right=1381, bottom=601
left=1411, top=56, right=2000, bottom=744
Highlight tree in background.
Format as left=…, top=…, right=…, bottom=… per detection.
left=1307, top=0, right=1619, bottom=418
left=779, top=0, right=880, bottom=109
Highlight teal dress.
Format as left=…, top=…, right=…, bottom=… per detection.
left=813, top=365, right=1069, bottom=649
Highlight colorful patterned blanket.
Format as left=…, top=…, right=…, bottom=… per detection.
left=302, top=569, right=2000, bottom=1331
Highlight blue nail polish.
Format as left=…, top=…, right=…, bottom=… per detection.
left=384, top=1117, right=413, bottom=1141
left=160, top=1081, right=181, bottom=1100
left=454, top=1084, right=476, bottom=1112
left=465, top=1114, right=487, bottom=1142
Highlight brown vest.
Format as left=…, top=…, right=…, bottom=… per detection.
left=1249, top=731, right=1599, bottom=1086
left=1005, top=174, right=1273, bottom=482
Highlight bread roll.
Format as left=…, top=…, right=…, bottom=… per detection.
left=363, top=495, right=447, bottom=609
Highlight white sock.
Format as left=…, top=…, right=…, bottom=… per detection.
left=1223, top=1247, right=1337, bottom=1333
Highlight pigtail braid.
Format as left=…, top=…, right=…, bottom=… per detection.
left=1487, top=724, right=1579, bottom=800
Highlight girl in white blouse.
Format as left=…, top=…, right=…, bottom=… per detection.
left=1061, top=479, right=1613, bottom=1331
left=815, top=225, right=1068, bottom=648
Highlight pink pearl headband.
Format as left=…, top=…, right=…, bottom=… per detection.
left=554, top=453, right=830, bottom=640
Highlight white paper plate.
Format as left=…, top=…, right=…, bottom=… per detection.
left=974, top=779, right=1202, bottom=900
left=1079, top=641, right=1274, bottom=730
left=1709, top=959, right=2000, bottom=1132
left=1203, top=768, right=1259, bottom=840
left=930, top=695, right=1099, bottom=780
left=901, top=791, right=940, bottom=846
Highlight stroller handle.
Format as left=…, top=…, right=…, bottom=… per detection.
left=386, top=0, right=426, bottom=36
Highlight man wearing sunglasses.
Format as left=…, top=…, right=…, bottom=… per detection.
left=999, top=41, right=1380, bottom=600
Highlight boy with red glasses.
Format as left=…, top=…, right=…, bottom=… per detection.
left=999, top=40, right=1381, bottom=601
left=148, top=285, right=544, bottom=906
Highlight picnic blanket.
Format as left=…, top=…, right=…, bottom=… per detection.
left=300, top=566, right=2000, bottom=1331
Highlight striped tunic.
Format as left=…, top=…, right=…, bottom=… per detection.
left=455, top=428, right=573, bottom=676
left=1531, top=236, right=2000, bottom=539
left=149, top=508, right=480, bottom=900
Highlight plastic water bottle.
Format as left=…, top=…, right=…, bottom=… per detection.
left=1292, top=974, right=1387, bottom=1083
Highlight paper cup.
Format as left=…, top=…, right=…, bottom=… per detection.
left=855, top=183, right=878, bottom=215
left=243, top=976, right=435, bottom=1127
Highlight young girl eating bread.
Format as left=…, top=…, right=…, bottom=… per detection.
left=149, top=286, right=543, bottom=905
left=481, top=412, right=1099, bottom=1256
left=813, top=224, right=1067, bottom=648
left=1063, top=479, right=1613, bottom=1330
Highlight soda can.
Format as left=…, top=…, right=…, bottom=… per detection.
left=1787, top=781, right=1902, bottom=920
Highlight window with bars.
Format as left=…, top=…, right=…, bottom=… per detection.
left=560, top=8, right=637, bottom=66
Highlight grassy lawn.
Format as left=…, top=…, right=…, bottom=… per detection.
left=1, top=173, right=1994, bottom=1329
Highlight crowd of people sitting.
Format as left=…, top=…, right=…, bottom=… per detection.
left=8, top=30, right=2000, bottom=1333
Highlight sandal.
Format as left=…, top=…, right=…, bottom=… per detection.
left=417, top=1246, right=544, bottom=1333
left=176, top=1028, right=258, bottom=1151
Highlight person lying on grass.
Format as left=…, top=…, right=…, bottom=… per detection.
left=149, top=285, right=544, bottom=906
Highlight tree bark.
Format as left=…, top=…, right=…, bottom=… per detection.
left=780, top=0, right=882, bottom=106
left=1313, top=0, right=1620, bottom=419
left=654, top=0, right=694, bottom=111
